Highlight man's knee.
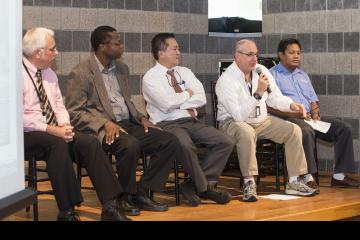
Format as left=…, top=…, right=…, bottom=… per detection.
left=232, top=127, right=256, bottom=145
left=217, top=132, right=235, bottom=149
left=301, top=124, right=315, bottom=139
left=114, top=136, right=141, bottom=154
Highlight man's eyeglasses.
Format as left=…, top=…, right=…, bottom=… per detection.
left=42, top=46, right=57, bottom=52
left=237, top=51, right=259, bottom=58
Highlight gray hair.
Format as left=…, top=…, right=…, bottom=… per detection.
left=23, top=27, right=54, bottom=57
left=234, top=39, right=256, bottom=53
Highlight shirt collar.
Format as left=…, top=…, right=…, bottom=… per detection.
left=23, top=57, right=41, bottom=78
left=94, top=55, right=116, bottom=74
left=155, top=61, right=177, bottom=75
left=277, top=62, right=302, bottom=75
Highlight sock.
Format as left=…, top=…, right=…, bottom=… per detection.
left=244, top=177, right=255, bottom=184
left=333, top=173, right=345, bottom=181
left=304, top=174, right=314, bottom=183
left=289, top=176, right=299, bottom=183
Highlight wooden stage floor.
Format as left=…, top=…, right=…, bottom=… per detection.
left=4, top=172, right=360, bottom=221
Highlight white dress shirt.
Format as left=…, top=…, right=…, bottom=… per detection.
left=216, top=62, right=293, bottom=124
left=142, top=62, right=206, bottom=124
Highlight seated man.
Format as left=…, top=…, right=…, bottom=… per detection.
left=216, top=39, right=317, bottom=202
left=23, top=27, right=130, bottom=221
left=270, top=38, right=360, bottom=189
left=64, top=26, right=180, bottom=212
left=142, top=33, right=234, bottom=206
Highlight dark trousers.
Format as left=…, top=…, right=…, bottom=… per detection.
left=286, top=118, right=355, bottom=174
left=70, top=131, right=122, bottom=205
left=102, top=120, right=179, bottom=194
left=24, top=131, right=122, bottom=211
left=158, top=118, right=234, bottom=192
left=24, top=131, right=83, bottom=211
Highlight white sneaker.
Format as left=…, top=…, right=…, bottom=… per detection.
left=242, top=181, right=258, bottom=202
left=285, top=179, right=316, bottom=196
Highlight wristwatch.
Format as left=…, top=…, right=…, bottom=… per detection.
left=253, top=92, right=262, bottom=100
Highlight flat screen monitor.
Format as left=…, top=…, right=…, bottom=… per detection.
left=208, top=0, right=262, bottom=38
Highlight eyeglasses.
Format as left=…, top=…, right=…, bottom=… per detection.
left=237, top=51, right=259, bottom=58
left=41, top=46, right=57, bottom=53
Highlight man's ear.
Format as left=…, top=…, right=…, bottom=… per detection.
left=34, top=48, right=43, bottom=59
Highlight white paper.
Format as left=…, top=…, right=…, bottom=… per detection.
left=304, top=119, right=331, bottom=133
left=259, top=194, right=301, bottom=200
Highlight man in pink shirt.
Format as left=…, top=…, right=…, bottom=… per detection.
left=23, top=27, right=131, bottom=221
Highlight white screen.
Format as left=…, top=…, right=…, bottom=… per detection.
left=0, top=0, right=24, bottom=200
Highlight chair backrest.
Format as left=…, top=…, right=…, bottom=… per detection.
left=210, top=80, right=219, bottom=129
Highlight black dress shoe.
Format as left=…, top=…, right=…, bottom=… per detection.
left=101, top=199, right=132, bottom=221
left=331, top=176, right=360, bottom=188
left=57, top=208, right=80, bottom=221
left=198, top=186, right=232, bottom=204
left=180, top=181, right=201, bottom=206
left=133, top=192, right=168, bottom=212
left=118, top=197, right=141, bottom=216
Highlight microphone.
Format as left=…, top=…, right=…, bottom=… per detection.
left=255, top=67, right=271, bottom=94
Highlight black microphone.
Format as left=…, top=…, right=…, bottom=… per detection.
left=255, top=67, right=271, bottom=94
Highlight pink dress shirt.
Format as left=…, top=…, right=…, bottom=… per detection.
left=23, top=57, right=70, bottom=132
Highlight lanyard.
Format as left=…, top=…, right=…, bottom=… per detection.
left=247, top=81, right=252, bottom=95
left=22, top=61, right=46, bottom=116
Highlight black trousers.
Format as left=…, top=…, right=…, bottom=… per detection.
left=286, top=118, right=356, bottom=174
left=102, top=120, right=179, bottom=194
left=24, top=131, right=122, bottom=211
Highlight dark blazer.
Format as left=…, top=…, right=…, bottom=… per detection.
left=65, top=54, right=145, bottom=142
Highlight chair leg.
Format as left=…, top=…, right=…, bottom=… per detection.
left=282, top=154, right=287, bottom=191
left=314, top=137, right=320, bottom=185
left=275, top=144, right=280, bottom=192
left=173, top=158, right=180, bottom=205
left=77, top=163, right=82, bottom=189
left=29, top=156, right=39, bottom=220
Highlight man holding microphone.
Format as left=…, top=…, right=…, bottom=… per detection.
left=215, top=39, right=316, bottom=202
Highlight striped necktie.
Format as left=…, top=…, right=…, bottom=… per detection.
left=35, top=70, right=57, bottom=126
left=167, top=69, right=197, bottom=120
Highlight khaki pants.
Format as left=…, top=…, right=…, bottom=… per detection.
left=219, top=116, right=308, bottom=178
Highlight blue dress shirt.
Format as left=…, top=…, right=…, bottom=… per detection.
left=270, top=63, right=319, bottom=112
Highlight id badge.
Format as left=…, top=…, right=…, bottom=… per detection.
left=249, top=106, right=261, bottom=118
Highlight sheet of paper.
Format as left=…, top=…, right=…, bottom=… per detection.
left=259, top=194, right=301, bottom=200
left=304, top=119, right=331, bottom=133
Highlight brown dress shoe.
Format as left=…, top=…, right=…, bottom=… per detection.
left=305, top=181, right=320, bottom=194
left=331, top=176, right=360, bottom=188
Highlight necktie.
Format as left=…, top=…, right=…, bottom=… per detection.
left=167, top=70, right=197, bottom=120
left=36, top=70, right=57, bottom=126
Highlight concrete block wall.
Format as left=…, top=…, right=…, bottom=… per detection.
left=23, top=0, right=360, bottom=173
left=23, top=0, right=235, bottom=126
left=263, top=0, right=360, bottom=172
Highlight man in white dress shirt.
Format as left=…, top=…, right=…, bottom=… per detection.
left=142, top=33, right=234, bottom=206
left=216, top=39, right=316, bottom=202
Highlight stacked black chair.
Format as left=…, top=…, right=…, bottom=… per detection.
left=24, top=149, right=53, bottom=221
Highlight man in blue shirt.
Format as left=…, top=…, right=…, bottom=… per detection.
left=270, top=38, right=360, bottom=190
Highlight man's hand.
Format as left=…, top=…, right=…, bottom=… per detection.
left=290, top=102, right=307, bottom=119
left=185, top=88, right=193, bottom=97
left=255, top=74, right=270, bottom=95
left=46, top=124, right=75, bottom=143
left=141, top=117, right=162, bottom=133
left=104, top=121, right=127, bottom=145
